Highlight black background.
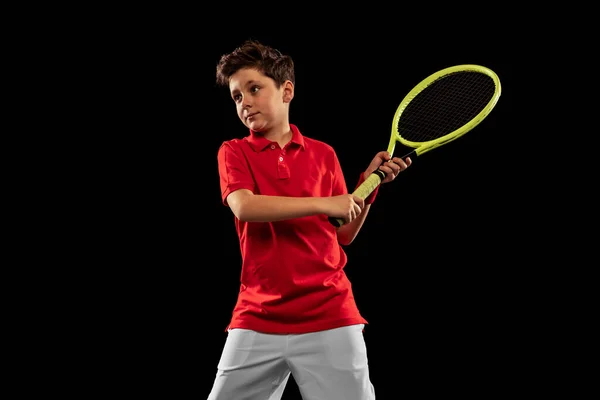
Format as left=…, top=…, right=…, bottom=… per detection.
left=72, top=23, right=525, bottom=399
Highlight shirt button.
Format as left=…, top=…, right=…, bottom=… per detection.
left=279, top=156, right=283, bottom=162
left=271, top=145, right=276, bottom=150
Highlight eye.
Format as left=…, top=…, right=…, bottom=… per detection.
left=232, top=94, right=241, bottom=102
left=250, top=85, right=260, bottom=93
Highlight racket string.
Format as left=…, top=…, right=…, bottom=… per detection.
left=397, top=71, right=496, bottom=143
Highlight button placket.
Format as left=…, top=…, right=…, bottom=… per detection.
left=277, top=148, right=290, bottom=179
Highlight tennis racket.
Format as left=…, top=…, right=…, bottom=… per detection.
left=330, top=64, right=501, bottom=227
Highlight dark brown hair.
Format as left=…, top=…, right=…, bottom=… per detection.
left=215, top=39, right=295, bottom=88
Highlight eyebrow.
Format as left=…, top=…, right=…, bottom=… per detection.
left=230, top=79, right=260, bottom=96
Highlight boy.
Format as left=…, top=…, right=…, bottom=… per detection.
left=208, top=39, right=411, bottom=400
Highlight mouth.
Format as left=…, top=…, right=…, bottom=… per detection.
left=246, top=112, right=258, bottom=120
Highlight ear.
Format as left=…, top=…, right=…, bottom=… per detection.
left=282, top=80, right=294, bottom=103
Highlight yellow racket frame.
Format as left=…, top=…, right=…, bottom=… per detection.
left=387, top=64, right=502, bottom=157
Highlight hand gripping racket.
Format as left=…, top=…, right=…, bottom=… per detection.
left=330, top=64, right=501, bottom=227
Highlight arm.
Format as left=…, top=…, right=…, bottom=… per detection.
left=226, top=190, right=364, bottom=223
left=336, top=201, right=371, bottom=245
left=336, top=151, right=412, bottom=245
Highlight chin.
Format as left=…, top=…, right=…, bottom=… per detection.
left=248, top=121, right=267, bottom=132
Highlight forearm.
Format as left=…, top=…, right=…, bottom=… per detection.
left=233, top=194, right=327, bottom=222
left=335, top=172, right=379, bottom=245
left=336, top=204, right=371, bottom=245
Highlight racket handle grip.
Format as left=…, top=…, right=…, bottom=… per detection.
left=329, top=171, right=385, bottom=227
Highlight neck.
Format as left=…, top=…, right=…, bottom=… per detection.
left=261, top=121, right=292, bottom=148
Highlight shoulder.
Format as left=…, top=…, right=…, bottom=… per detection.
left=219, top=137, right=245, bottom=149
left=302, top=135, right=336, bottom=155
left=217, top=139, right=245, bottom=167
left=300, top=135, right=341, bottom=171
left=218, top=138, right=246, bottom=154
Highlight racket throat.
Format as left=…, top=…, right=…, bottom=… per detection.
left=400, top=149, right=417, bottom=159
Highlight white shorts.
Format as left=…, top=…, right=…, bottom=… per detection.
left=207, top=324, right=375, bottom=400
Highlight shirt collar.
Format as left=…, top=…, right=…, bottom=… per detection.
left=246, top=124, right=306, bottom=152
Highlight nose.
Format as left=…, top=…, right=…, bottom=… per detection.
left=241, top=95, right=252, bottom=109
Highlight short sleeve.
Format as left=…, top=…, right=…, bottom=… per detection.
left=217, top=141, right=256, bottom=206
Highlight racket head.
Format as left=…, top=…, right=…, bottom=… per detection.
left=387, top=64, right=501, bottom=158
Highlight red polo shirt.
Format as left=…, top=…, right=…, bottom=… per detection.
left=217, top=124, right=368, bottom=334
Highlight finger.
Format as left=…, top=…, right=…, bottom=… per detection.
left=392, top=160, right=411, bottom=172
left=352, top=195, right=365, bottom=209
left=381, top=163, right=400, bottom=175
left=391, top=157, right=408, bottom=168
left=354, top=203, right=362, bottom=216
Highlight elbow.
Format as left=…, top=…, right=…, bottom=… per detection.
left=231, top=200, right=261, bottom=222
left=337, top=231, right=357, bottom=246
left=231, top=203, right=250, bottom=222
left=227, top=190, right=254, bottom=222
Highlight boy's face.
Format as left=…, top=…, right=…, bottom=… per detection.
left=229, top=68, right=291, bottom=132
